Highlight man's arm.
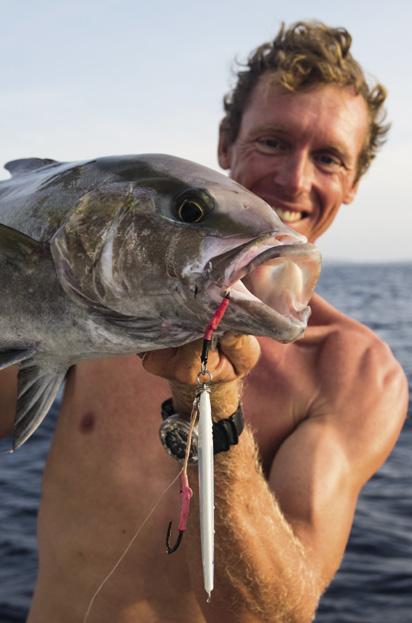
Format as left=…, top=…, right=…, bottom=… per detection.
left=144, top=333, right=408, bottom=623
left=269, top=334, right=408, bottom=590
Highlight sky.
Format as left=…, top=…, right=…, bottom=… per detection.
left=0, top=0, right=411, bottom=261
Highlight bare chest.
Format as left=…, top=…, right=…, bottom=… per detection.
left=35, top=338, right=323, bottom=621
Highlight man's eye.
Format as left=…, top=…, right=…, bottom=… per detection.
left=315, top=153, right=343, bottom=171
left=256, top=137, right=286, bottom=153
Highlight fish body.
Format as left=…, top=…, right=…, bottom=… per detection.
left=0, top=154, right=321, bottom=448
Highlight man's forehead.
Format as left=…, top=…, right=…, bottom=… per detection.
left=249, top=74, right=366, bottom=117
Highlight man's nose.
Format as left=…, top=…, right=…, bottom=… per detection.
left=273, top=152, right=313, bottom=197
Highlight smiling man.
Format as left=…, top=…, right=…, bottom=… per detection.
left=5, top=20, right=407, bottom=623
left=219, top=83, right=365, bottom=240
left=140, top=22, right=408, bottom=622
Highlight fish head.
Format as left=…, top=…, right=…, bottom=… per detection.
left=165, top=192, right=321, bottom=343
left=51, top=155, right=321, bottom=347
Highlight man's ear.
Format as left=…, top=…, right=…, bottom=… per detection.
left=343, top=179, right=360, bottom=205
left=217, top=121, right=232, bottom=170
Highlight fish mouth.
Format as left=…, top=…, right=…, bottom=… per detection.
left=206, top=234, right=322, bottom=342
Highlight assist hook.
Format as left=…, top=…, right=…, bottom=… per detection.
left=166, top=472, right=193, bottom=554
left=166, top=522, right=184, bottom=554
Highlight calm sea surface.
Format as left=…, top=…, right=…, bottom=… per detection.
left=0, top=262, right=411, bottom=623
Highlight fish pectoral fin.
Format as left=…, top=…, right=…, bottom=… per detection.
left=4, top=157, right=58, bottom=177
left=0, top=222, right=46, bottom=257
left=13, top=360, right=67, bottom=450
left=0, top=347, right=37, bottom=371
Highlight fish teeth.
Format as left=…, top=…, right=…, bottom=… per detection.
left=275, top=207, right=303, bottom=223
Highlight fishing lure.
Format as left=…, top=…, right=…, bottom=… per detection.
left=166, top=293, right=230, bottom=600
left=198, top=386, right=214, bottom=600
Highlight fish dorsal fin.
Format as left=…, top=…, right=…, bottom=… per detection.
left=13, top=359, right=67, bottom=450
left=4, top=157, right=58, bottom=177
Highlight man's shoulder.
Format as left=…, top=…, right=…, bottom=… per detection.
left=305, top=291, right=403, bottom=381
left=302, top=295, right=382, bottom=356
left=308, top=293, right=399, bottom=372
left=256, top=291, right=405, bottom=405
left=261, top=295, right=397, bottom=372
left=304, top=294, right=407, bottom=446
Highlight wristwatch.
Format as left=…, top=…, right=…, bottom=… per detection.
left=159, top=397, right=244, bottom=464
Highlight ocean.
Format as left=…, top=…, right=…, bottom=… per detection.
left=0, top=262, right=411, bottom=623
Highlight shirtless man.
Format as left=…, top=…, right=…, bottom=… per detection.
left=1, top=21, right=408, bottom=623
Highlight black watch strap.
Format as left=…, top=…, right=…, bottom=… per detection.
left=161, top=398, right=244, bottom=454
left=212, top=408, right=244, bottom=453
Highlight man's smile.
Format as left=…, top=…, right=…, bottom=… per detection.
left=274, top=207, right=309, bottom=223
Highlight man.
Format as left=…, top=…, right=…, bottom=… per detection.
left=2, top=21, right=408, bottom=623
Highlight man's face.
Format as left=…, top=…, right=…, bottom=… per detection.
left=218, top=77, right=369, bottom=242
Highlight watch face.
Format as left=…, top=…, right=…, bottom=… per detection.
left=159, top=416, right=198, bottom=464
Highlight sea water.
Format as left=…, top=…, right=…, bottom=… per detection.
left=0, top=262, right=411, bottom=623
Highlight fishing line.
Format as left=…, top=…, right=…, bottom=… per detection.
left=82, top=468, right=183, bottom=623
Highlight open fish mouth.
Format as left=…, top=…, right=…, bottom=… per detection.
left=207, top=234, right=322, bottom=341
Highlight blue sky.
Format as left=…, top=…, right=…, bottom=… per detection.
left=0, top=0, right=410, bottom=261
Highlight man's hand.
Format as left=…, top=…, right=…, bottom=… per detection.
left=142, top=333, right=261, bottom=417
left=142, top=333, right=260, bottom=385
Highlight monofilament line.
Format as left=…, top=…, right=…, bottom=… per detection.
left=82, top=469, right=183, bottom=623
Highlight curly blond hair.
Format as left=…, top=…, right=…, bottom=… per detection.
left=222, top=21, right=389, bottom=178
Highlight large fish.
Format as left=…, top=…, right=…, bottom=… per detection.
left=0, top=154, right=321, bottom=449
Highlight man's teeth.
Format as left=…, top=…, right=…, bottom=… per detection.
left=275, top=207, right=303, bottom=223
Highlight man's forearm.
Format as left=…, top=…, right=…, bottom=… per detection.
left=213, top=428, right=319, bottom=621
left=171, top=382, right=321, bottom=622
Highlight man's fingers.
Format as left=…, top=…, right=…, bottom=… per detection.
left=218, top=333, right=261, bottom=377
left=142, top=341, right=204, bottom=383
left=142, top=334, right=260, bottom=384
left=141, top=347, right=176, bottom=379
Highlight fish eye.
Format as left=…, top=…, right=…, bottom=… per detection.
left=175, top=189, right=213, bottom=224
left=177, top=199, right=205, bottom=223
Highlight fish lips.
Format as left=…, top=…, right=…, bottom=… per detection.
left=204, top=235, right=322, bottom=342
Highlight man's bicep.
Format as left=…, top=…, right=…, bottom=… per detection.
left=0, top=366, right=17, bottom=438
left=268, top=417, right=360, bottom=588
left=268, top=334, right=409, bottom=587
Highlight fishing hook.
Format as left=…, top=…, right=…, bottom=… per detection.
left=166, top=521, right=184, bottom=554
left=166, top=472, right=193, bottom=554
